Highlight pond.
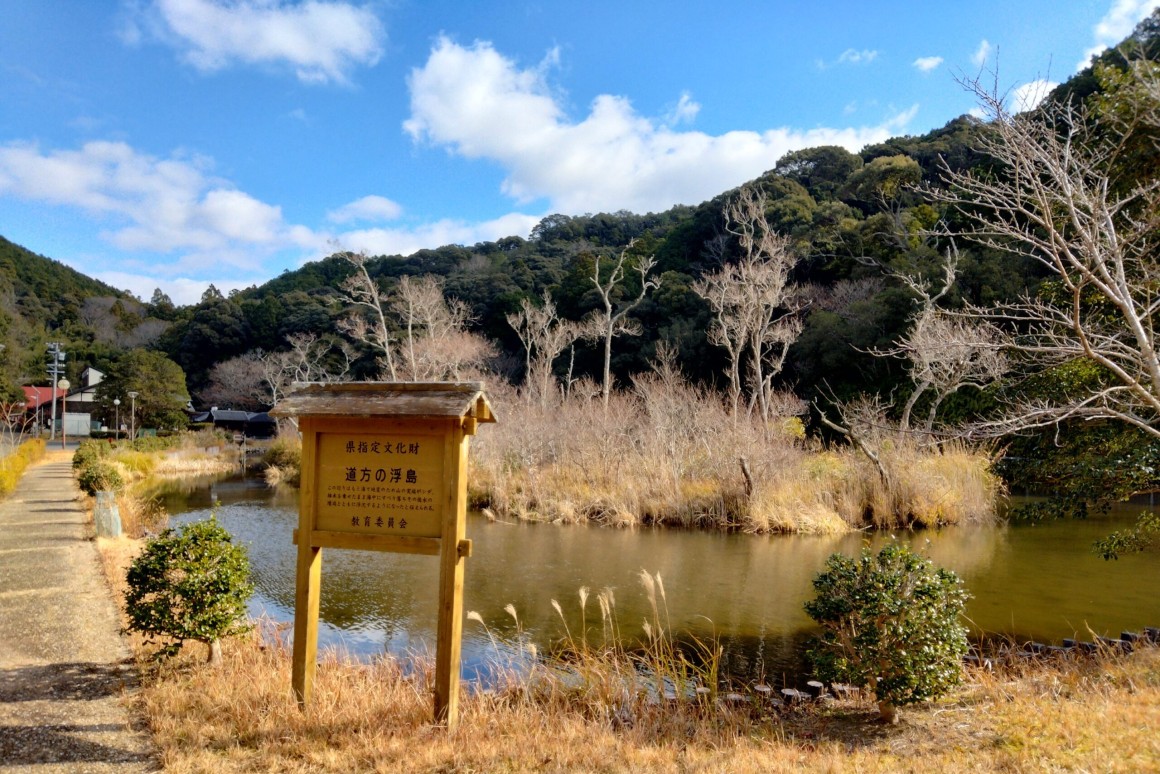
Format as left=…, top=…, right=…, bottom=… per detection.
left=164, top=475, right=1160, bottom=686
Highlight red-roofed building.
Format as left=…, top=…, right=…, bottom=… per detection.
left=21, top=368, right=106, bottom=436
left=21, top=385, right=65, bottom=432
left=21, top=386, right=63, bottom=413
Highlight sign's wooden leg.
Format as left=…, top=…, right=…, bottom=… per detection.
left=434, top=425, right=469, bottom=729
left=292, top=541, right=322, bottom=708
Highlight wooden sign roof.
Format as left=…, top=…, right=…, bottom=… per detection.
left=270, top=381, right=496, bottom=423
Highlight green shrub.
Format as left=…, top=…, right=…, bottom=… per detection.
left=72, top=440, right=108, bottom=470
left=804, top=543, right=970, bottom=724
left=124, top=516, right=253, bottom=663
left=77, top=460, right=124, bottom=495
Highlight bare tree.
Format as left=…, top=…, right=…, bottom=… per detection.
left=506, top=291, right=588, bottom=407
left=815, top=393, right=896, bottom=487
left=939, top=67, right=1160, bottom=439
left=692, top=261, right=749, bottom=417
left=255, top=334, right=355, bottom=411
left=813, top=276, right=887, bottom=319
left=80, top=297, right=120, bottom=343
left=285, top=332, right=355, bottom=384
left=408, top=329, right=495, bottom=381
left=896, top=311, right=1008, bottom=434
left=871, top=250, right=1008, bottom=434
left=200, top=352, right=269, bottom=411
left=257, top=349, right=294, bottom=408
left=390, top=275, right=479, bottom=380
left=589, top=242, right=660, bottom=407
left=337, top=252, right=397, bottom=380
left=693, top=185, right=806, bottom=421
left=0, top=400, right=37, bottom=441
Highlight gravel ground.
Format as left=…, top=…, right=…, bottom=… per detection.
left=0, top=453, right=155, bottom=772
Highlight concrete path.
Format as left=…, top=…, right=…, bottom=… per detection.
left=0, top=455, right=155, bottom=772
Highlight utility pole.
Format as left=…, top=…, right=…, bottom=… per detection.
left=128, top=391, right=138, bottom=440
left=46, top=343, right=65, bottom=440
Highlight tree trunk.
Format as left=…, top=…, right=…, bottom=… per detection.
left=899, top=380, right=929, bottom=432
left=602, top=327, right=614, bottom=407
left=739, top=456, right=754, bottom=498
left=207, top=638, right=223, bottom=666
left=877, top=700, right=899, bottom=725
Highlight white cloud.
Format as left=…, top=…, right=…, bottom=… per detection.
left=0, top=139, right=313, bottom=267
left=404, top=38, right=917, bottom=215
left=971, top=39, right=991, bottom=68
left=1080, top=0, right=1160, bottom=68
left=327, top=194, right=404, bottom=224
left=817, top=48, right=879, bottom=70
left=665, top=92, right=701, bottom=126
left=0, top=135, right=549, bottom=304
left=334, top=212, right=542, bottom=257
left=1011, top=79, right=1060, bottom=112
left=837, top=48, right=878, bottom=65
left=0, top=135, right=548, bottom=303
left=913, top=56, right=943, bottom=73
left=106, top=208, right=540, bottom=300
left=134, top=0, right=385, bottom=84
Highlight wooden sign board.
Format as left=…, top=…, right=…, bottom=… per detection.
left=315, top=428, right=446, bottom=538
left=271, top=382, right=495, bottom=731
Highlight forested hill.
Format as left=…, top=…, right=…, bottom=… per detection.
left=0, top=236, right=171, bottom=397
left=158, top=110, right=1022, bottom=412
left=0, top=236, right=125, bottom=320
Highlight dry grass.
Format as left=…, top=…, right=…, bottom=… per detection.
left=114, top=488, right=170, bottom=537
left=472, top=381, right=1002, bottom=533
left=260, top=433, right=301, bottom=488
left=151, top=454, right=237, bottom=476
left=0, top=438, right=47, bottom=497
left=121, top=621, right=1160, bottom=773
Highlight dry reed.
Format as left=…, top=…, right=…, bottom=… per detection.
left=472, top=380, right=1002, bottom=534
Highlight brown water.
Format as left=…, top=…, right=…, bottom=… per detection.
left=166, top=476, right=1160, bottom=684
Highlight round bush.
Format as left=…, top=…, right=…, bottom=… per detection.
left=72, top=441, right=107, bottom=470
left=804, top=542, right=970, bottom=723
left=77, top=460, right=124, bottom=495
left=124, top=516, right=253, bottom=663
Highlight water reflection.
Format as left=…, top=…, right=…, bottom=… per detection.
left=161, top=477, right=1160, bottom=684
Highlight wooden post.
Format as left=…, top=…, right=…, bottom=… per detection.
left=272, top=383, right=495, bottom=728
left=292, top=417, right=323, bottom=707
left=434, top=417, right=472, bottom=728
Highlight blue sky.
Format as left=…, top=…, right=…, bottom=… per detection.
left=0, top=0, right=1155, bottom=305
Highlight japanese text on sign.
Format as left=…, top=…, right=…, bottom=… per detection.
left=315, top=432, right=445, bottom=538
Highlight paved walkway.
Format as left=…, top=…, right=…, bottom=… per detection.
left=0, top=455, right=154, bottom=772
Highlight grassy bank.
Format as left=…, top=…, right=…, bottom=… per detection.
left=74, top=431, right=239, bottom=536
left=87, top=445, right=1156, bottom=772
left=97, top=579, right=1160, bottom=772
left=470, top=380, right=1001, bottom=533
left=133, top=643, right=1160, bottom=772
